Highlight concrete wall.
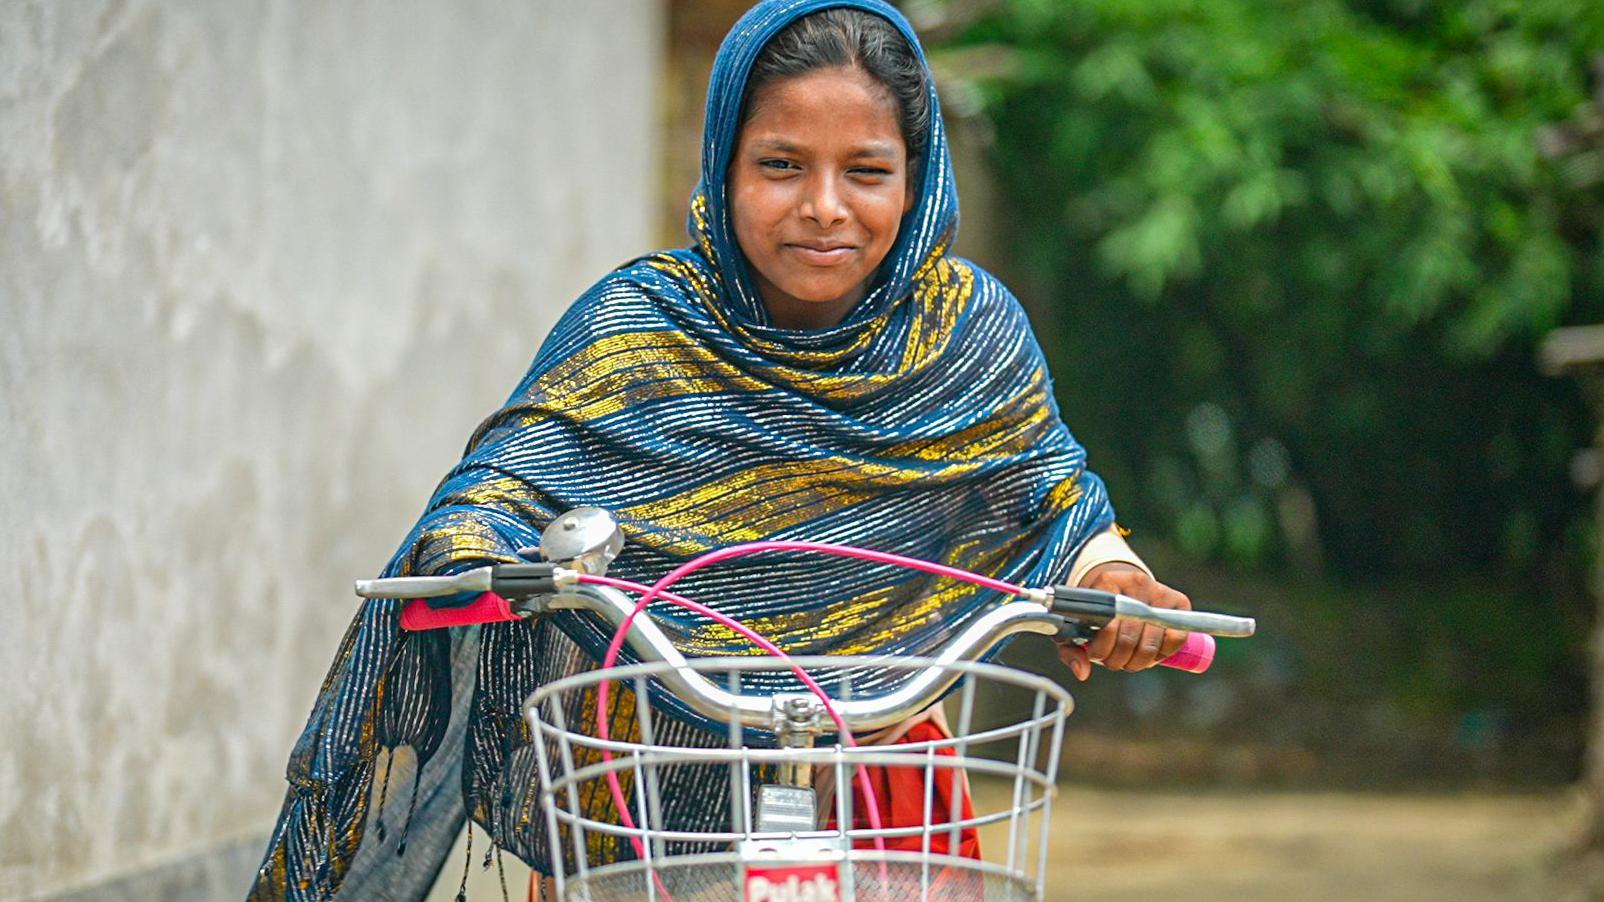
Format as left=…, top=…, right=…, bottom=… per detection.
left=0, top=1, right=662, bottom=897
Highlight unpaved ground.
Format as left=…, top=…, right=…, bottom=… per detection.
left=434, top=783, right=1602, bottom=900
left=972, top=780, right=1601, bottom=902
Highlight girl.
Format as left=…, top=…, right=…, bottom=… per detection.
left=250, top=1, right=1192, bottom=898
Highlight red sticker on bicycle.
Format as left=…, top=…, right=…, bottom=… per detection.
left=743, top=861, right=842, bottom=902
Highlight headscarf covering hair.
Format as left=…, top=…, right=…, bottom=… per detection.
left=250, top=1, right=1115, bottom=897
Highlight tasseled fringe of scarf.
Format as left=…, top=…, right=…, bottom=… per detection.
left=446, top=821, right=514, bottom=902
left=255, top=747, right=521, bottom=902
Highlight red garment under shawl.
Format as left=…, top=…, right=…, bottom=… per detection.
left=824, top=718, right=981, bottom=859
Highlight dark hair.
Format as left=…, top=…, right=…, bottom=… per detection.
left=742, top=9, right=932, bottom=168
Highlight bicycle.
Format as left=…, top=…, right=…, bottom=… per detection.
left=356, top=508, right=1255, bottom=901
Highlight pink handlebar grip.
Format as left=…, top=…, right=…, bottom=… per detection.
left=400, top=593, right=521, bottom=631
left=1160, top=632, right=1216, bottom=673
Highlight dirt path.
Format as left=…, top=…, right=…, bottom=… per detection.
left=434, top=783, right=1599, bottom=900
left=972, top=780, right=1600, bottom=901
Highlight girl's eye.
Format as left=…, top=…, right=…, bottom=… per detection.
left=760, top=159, right=798, bottom=171
left=852, top=167, right=892, bottom=177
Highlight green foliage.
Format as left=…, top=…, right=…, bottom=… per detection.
left=935, top=0, right=1604, bottom=576
left=929, top=0, right=1604, bottom=773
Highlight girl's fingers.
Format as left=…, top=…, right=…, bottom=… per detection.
left=1080, top=569, right=1196, bottom=672
left=1100, top=616, right=1145, bottom=671
left=1086, top=620, right=1118, bottom=662
left=1156, top=587, right=1192, bottom=658
left=1131, top=620, right=1168, bottom=669
left=1056, top=641, right=1092, bottom=681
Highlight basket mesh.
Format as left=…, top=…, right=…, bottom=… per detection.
left=524, top=656, right=1072, bottom=902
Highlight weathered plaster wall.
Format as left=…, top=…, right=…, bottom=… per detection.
left=0, top=1, right=662, bottom=897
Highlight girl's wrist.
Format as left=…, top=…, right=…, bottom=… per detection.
left=1077, top=561, right=1147, bottom=588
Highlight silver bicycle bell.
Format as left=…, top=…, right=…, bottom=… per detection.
left=537, top=507, right=624, bottom=576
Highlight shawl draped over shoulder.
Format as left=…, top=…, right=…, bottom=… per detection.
left=250, top=1, right=1115, bottom=897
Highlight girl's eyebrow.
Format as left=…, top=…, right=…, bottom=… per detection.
left=748, top=137, right=900, bottom=159
left=852, top=142, right=900, bottom=159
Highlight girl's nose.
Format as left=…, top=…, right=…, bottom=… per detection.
left=799, top=173, right=849, bottom=228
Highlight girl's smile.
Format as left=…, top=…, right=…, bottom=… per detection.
left=728, top=65, right=916, bottom=330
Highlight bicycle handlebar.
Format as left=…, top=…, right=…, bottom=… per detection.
left=354, top=561, right=1255, bottom=729
left=354, top=565, right=1255, bottom=639
left=355, top=569, right=1064, bottom=730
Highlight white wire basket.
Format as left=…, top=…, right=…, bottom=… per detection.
left=523, top=656, right=1074, bottom=902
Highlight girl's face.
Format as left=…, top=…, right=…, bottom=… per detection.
left=729, top=66, right=916, bottom=330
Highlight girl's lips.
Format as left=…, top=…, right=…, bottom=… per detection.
left=786, top=244, right=855, bottom=265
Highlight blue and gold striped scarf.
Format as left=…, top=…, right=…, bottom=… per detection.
left=251, top=1, right=1114, bottom=896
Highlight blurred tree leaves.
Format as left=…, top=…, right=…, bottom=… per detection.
left=931, top=0, right=1604, bottom=580
left=922, top=0, right=1604, bottom=761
